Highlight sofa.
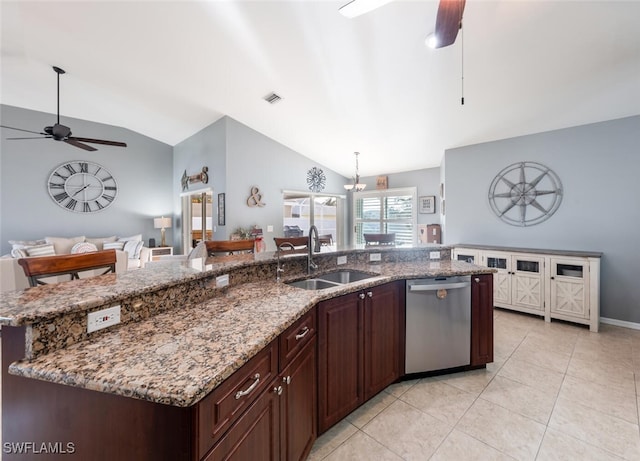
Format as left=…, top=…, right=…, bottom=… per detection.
left=0, top=234, right=150, bottom=293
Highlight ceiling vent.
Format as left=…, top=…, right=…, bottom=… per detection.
left=264, top=92, right=283, bottom=104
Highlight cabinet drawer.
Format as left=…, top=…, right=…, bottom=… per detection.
left=279, top=308, right=316, bottom=370
left=198, top=340, right=278, bottom=458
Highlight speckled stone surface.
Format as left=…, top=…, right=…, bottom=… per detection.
left=454, top=243, right=602, bottom=258
left=6, top=257, right=492, bottom=407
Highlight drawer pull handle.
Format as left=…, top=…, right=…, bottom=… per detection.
left=359, top=293, right=365, bottom=299
left=235, top=373, right=261, bottom=400
left=475, top=277, right=480, bottom=283
left=273, top=385, right=283, bottom=396
left=295, top=326, right=310, bottom=341
left=283, top=375, right=291, bottom=385
left=367, top=291, right=373, bottom=298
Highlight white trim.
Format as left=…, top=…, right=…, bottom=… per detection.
left=600, top=317, right=640, bottom=331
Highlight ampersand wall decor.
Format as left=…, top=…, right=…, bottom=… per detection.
left=247, top=186, right=266, bottom=207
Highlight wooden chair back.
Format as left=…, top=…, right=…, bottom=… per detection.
left=205, top=239, right=255, bottom=256
left=273, top=236, right=309, bottom=254
left=18, top=250, right=117, bottom=287
left=363, top=233, right=396, bottom=246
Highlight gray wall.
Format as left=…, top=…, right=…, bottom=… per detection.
left=173, top=116, right=348, bottom=253
left=444, top=115, right=640, bottom=323
left=0, top=104, right=174, bottom=255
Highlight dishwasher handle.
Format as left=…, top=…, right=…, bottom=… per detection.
left=408, top=281, right=470, bottom=292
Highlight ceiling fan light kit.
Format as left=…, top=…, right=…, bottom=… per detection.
left=338, top=0, right=394, bottom=18
left=0, top=66, right=127, bottom=151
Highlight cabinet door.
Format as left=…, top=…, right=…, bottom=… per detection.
left=453, top=248, right=481, bottom=264
left=511, top=255, right=544, bottom=311
left=471, top=274, right=494, bottom=366
left=362, top=281, right=404, bottom=401
left=550, top=258, right=589, bottom=319
left=280, top=338, right=317, bottom=461
left=203, top=384, right=280, bottom=461
left=483, top=251, right=511, bottom=306
left=317, top=292, right=362, bottom=434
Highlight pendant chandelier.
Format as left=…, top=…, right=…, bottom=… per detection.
left=344, top=152, right=366, bottom=192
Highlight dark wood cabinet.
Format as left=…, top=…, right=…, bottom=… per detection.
left=279, top=338, right=317, bottom=461
left=471, top=273, right=494, bottom=366
left=317, top=281, right=404, bottom=434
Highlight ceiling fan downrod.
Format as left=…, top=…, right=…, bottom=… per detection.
left=53, top=66, right=65, bottom=125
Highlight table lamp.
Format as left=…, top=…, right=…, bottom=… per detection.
left=154, top=216, right=172, bottom=247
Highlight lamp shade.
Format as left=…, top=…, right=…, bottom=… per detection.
left=154, top=217, right=172, bottom=229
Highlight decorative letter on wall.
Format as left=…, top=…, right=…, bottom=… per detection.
left=488, top=161, right=563, bottom=227
left=246, top=186, right=265, bottom=207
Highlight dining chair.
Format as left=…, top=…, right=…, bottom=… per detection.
left=18, top=250, right=117, bottom=287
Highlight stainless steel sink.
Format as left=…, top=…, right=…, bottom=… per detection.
left=285, top=270, right=376, bottom=290
left=317, top=270, right=376, bottom=284
left=286, top=279, right=341, bottom=290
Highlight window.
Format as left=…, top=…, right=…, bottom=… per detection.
left=283, top=191, right=344, bottom=245
left=353, top=187, right=417, bottom=245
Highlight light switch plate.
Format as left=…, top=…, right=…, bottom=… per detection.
left=267, top=225, right=274, bottom=233
left=369, top=253, right=382, bottom=262
left=87, top=305, right=121, bottom=333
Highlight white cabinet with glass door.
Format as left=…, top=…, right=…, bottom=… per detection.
left=452, top=248, right=481, bottom=265
left=484, top=252, right=544, bottom=314
left=548, top=257, right=591, bottom=321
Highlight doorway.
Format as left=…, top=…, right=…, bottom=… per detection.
left=181, top=190, right=213, bottom=251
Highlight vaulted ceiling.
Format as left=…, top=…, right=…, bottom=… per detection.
left=1, top=1, right=639, bottom=177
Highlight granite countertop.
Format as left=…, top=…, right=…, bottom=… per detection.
left=454, top=243, right=603, bottom=258
left=7, top=259, right=492, bottom=408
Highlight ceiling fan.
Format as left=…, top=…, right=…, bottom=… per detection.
left=0, top=66, right=127, bottom=152
left=339, top=0, right=465, bottom=48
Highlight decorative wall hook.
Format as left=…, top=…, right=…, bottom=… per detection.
left=181, top=166, right=209, bottom=191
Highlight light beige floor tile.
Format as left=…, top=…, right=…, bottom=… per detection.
left=307, top=420, right=358, bottom=461
left=457, top=398, right=546, bottom=461
left=537, top=428, right=626, bottom=461
left=361, top=399, right=452, bottom=461
left=435, top=366, right=498, bottom=395
left=480, top=375, right=557, bottom=424
left=520, top=330, right=578, bottom=356
left=510, top=341, right=571, bottom=374
left=431, top=429, right=516, bottom=461
left=548, top=397, right=640, bottom=460
left=345, top=390, right=396, bottom=428
left=566, top=356, right=636, bottom=394
left=559, top=374, right=638, bottom=424
left=399, top=379, right=477, bottom=425
left=385, top=378, right=418, bottom=398
left=322, top=430, right=403, bottom=461
left=498, top=357, right=565, bottom=395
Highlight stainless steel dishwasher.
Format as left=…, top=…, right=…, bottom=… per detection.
left=405, top=276, right=471, bottom=374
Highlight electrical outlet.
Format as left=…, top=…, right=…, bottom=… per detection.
left=267, top=225, right=274, bottom=233
left=337, top=255, right=347, bottom=265
left=429, top=251, right=441, bottom=259
left=369, top=253, right=382, bottom=262
left=216, top=274, right=229, bottom=288
left=87, top=305, right=121, bottom=333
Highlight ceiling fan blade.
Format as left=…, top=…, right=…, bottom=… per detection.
left=64, top=139, right=97, bottom=152
left=1, top=125, right=47, bottom=136
left=69, top=137, right=127, bottom=147
left=5, top=136, right=50, bottom=140
left=434, top=0, right=466, bottom=49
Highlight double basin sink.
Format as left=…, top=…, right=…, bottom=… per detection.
left=286, top=270, right=377, bottom=290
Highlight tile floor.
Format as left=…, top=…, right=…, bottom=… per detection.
left=308, top=309, right=640, bottom=461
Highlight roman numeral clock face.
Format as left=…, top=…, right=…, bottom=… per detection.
left=48, top=161, right=118, bottom=213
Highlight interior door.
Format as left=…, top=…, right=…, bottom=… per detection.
left=181, top=190, right=213, bottom=251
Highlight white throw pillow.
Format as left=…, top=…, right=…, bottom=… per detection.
left=103, top=241, right=125, bottom=251
left=122, top=240, right=143, bottom=259
left=118, top=234, right=142, bottom=242
left=9, top=239, right=47, bottom=258
left=24, top=243, right=56, bottom=257
left=86, top=236, right=117, bottom=251
left=71, top=242, right=98, bottom=254
left=45, top=236, right=86, bottom=254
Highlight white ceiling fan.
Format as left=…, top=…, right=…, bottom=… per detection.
left=339, top=0, right=466, bottom=48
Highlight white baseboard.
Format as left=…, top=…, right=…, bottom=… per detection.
left=600, top=317, right=640, bottom=331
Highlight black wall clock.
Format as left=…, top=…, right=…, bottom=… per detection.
left=48, top=160, right=118, bottom=213
left=307, top=167, right=326, bottom=193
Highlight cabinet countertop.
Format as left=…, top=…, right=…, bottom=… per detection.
left=454, top=243, right=603, bottom=258
left=6, top=259, right=492, bottom=408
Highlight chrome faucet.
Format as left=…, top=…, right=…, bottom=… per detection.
left=308, top=225, right=320, bottom=274
left=276, top=242, right=296, bottom=282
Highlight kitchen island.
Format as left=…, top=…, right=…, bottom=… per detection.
left=1, top=245, right=494, bottom=460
